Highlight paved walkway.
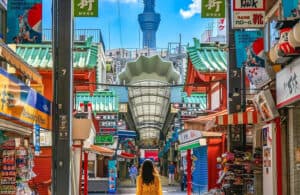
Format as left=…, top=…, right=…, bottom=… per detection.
left=118, top=176, right=178, bottom=187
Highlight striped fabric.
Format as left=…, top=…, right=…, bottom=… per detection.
left=216, top=111, right=259, bottom=125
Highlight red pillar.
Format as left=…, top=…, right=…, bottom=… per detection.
left=84, top=152, right=88, bottom=195
left=187, top=149, right=192, bottom=195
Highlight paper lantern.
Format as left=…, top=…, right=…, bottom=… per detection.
left=293, top=22, right=300, bottom=43
left=72, top=118, right=92, bottom=140
left=288, top=30, right=300, bottom=48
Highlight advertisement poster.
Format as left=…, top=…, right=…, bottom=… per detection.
left=0, top=68, right=51, bottom=130
left=262, top=123, right=275, bottom=195
left=7, top=0, right=42, bottom=43
left=233, top=0, right=265, bottom=28
left=108, top=160, right=117, bottom=193
left=234, top=30, right=263, bottom=68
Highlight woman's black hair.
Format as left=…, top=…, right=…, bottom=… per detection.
left=141, top=159, right=155, bottom=185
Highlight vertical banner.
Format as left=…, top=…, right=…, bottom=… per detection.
left=262, top=123, right=275, bottom=195
left=74, top=0, right=98, bottom=17
left=282, top=0, right=298, bottom=18
left=34, top=124, right=40, bottom=155
left=201, top=0, right=225, bottom=18
left=234, top=30, right=263, bottom=68
left=7, top=0, right=42, bottom=43
left=108, top=160, right=117, bottom=193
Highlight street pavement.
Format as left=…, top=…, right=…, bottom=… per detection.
left=88, top=176, right=189, bottom=195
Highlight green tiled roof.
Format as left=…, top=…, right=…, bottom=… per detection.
left=182, top=92, right=207, bottom=110
left=14, top=37, right=98, bottom=69
left=76, top=91, right=119, bottom=113
left=187, top=38, right=227, bottom=72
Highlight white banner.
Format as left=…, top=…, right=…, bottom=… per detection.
left=233, top=11, right=265, bottom=28
left=178, top=130, right=202, bottom=144
left=276, top=58, right=300, bottom=108
left=262, top=123, right=276, bottom=195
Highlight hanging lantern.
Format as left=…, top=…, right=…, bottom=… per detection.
left=293, top=22, right=300, bottom=43
left=288, top=29, right=300, bottom=48
left=278, top=28, right=295, bottom=55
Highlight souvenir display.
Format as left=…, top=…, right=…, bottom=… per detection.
left=217, top=151, right=255, bottom=195
left=0, top=139, right=35, bottom=194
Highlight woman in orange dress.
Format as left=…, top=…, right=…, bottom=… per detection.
left=136, top=159, right=163, bottom=195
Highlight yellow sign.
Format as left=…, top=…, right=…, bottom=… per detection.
left=0, top=69, right=51, bottom=130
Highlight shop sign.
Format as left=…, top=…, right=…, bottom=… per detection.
left=95, top=134, right=114, bottom=144
left=253, top=89, right=279, bottom=122
left=7, top=0, right=42, bottom=43
left=0, top=68, right=51, bottom=130
left=201, top=0, right=225, bottom=18
left=245, top=66, right=271, bottom=88
left=233, top=0, right=265, bottom=11
left=233, top=0, right=265, bottom=29
left=276, top=60, right=300, bottom=108
left=0, top=0, right=7, bottom=10
left=233, top=11, right=265, bottom=29
left=178, top=130, right=202, bottom=144
left=40, top=131, right=52, bottom=146
left=74, top=0, right=98, bottom=17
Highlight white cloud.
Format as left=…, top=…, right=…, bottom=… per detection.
left=180, top=0, right=202, bottom=19
left=105, top=0, right=138, bottom=3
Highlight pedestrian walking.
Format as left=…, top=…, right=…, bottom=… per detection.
left=129, top=164, right=138, bottom=185
left=168, top=161, right=175, bottom=185
left=136, top=159, right=162, bottom=195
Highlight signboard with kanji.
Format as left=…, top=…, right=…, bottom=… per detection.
left=74, top=0, right=98, bottom=17
left=233, top=0, right=265, bottom=28
left=201, top=0, right=225, bottom=18
left=95, top=135, right=114, bottom=144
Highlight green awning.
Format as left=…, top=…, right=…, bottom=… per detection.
left=179, top=140, right=200, bottom=151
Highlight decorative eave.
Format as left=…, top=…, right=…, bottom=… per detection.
left=119, top=55, right=180, bottom=84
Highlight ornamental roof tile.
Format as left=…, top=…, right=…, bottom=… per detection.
left=14, top=37, right=98, bottom=69
left=187, top=38, right=227, bottom=72
left=75, top=91, right=119, bottom=113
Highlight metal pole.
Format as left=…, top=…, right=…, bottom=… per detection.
left=52, top=0, right=73, bottom=194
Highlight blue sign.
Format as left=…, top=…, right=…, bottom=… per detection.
left=7, top=0, right=42, bottom=43
left=234, top=30, right=263, bottom=68
left=117, top=130, right=137, bottom=138
left=34, top=124, right=40, bottom=155
left=108, top=160, right=117, bottom=193
left=282, top=0, right=298, bottom=18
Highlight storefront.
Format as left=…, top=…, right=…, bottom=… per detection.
left=276, top=57, right=300, bottom=195
left=0, top=66, right=51, bottom=195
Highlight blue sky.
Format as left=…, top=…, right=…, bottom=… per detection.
left=43, top=0, right=214, bottom=49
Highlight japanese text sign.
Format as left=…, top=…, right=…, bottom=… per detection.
left=74, top=0, right=98, bottom=17
left=233, top=0, right=265, bottom=28
left=201, top=0, right=225, bottom=18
